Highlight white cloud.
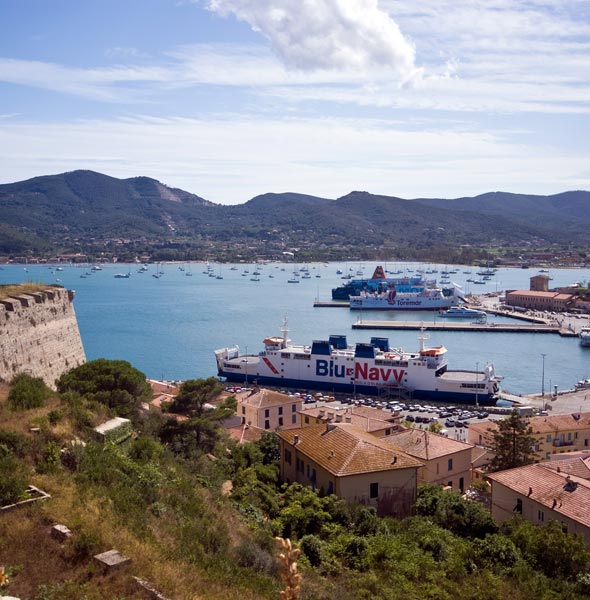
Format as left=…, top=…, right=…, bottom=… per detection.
left=206, top=0, right=418, bottom=79
left=0, top=115, right=587, bottom=202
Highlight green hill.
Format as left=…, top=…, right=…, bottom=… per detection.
left=1, top=170, right=588, bottom=259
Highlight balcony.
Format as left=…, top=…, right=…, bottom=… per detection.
left=553, top=439, right=574, bottom=447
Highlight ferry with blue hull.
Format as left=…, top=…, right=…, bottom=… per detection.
left=214, top=323, right=502, bottom=405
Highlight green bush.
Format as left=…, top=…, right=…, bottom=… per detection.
left=0, top=453, right=29, bottom=505
left=56, top=359, right=151, bottom=418
left=7, top=373, right=51, bottom=410
left=0, top=429, right=30, bottom=457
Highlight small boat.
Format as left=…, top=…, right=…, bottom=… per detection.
left=287, top=278, right=300, bottom=283
left=114, top=272, right=130, bottom=279
left=250, top=276, right=260, bottom=282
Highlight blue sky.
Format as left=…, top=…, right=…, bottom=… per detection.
left=0, top=0, right=588, bottom=204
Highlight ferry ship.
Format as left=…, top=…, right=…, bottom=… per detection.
left=332, top=265, right=455, bottom=301
left=580, top=327, right=590, bottom=348
left=214, top=323, right=502, bottom=405
left=349, top=282, right=463, bottom=311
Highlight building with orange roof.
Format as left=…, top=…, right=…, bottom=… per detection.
left=236, top=387, right=302, bottom=431
left=468, top=412, right=590, bottom=462
left=487, top=458, right=590, bottom=544
left=299, top=405, right=402, bottom=437
left=277, top=423, right=423, bottom=517
left=505, top=290, right=574, bottom=312
left=387, top=429, right=474, bottom=492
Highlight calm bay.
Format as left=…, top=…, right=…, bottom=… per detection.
left=2, top=262, right=590, bottom=397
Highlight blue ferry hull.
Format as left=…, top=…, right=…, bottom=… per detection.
left=219, top=371, right=497, bottom=406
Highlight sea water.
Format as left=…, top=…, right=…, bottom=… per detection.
left=2, top=262, right=589, bottom=396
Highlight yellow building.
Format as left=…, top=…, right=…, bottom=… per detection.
left=277, top=423, right=422, bottom=517
left=468, top=412, right=590, bottom=462
left=387, top=429, right=474, bottom=492
left=487, top=458, right=590, bottom=544
left=236, top=388, right=302, bottom=431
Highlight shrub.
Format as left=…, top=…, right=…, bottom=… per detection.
left=0, top=430, right=30, bottom=458
left=0, top=453, right=29, bottom=505
left=7, top=373, right=51, bottom=410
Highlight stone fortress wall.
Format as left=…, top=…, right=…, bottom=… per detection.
left=0, top=286, right=86, bottom=388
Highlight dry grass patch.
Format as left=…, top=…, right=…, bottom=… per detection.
left=0, top=283, right=56, bottom=300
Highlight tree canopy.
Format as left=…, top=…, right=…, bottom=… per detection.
left=488, top=410, right=537, bottom=472
left=56, top=359, right=151, bottom=418
left=160, top=378, right=236, bottom=456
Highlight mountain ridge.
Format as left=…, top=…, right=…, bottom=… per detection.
left=1, top=170, right=588, bottom=259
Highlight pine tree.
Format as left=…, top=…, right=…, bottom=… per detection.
left=488, top=410, right=537, bottom=472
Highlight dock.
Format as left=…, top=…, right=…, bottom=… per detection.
left=352, top=320, right=576, bottom=336
left=313, top=301, right=349, bottom=307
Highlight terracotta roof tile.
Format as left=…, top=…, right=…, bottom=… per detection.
left=278, top=423, right=423, bottom=476
left=488, top=463, right=590, bottom=526
left=387, top=429, right=473, bottom=460
left=301, top=405, right=400, bottom=432
left=543, top=457, right=590, bottom=480
left=238, top=388, right=300, bottom=409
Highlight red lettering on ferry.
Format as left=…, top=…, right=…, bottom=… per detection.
left=355, top=363, right=405, bottom=383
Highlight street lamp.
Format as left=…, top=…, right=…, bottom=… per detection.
left=475, top=361, right=479, bottom=408
left=541, top=353, right=547, bottom=397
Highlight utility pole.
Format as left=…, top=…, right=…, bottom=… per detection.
left=541, top=353, right=546, bottom=397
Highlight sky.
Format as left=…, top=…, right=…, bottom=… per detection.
left=0, top=0, right=589, bottom=204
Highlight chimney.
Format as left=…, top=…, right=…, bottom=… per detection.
left=528, top=487, right=533, bottom=497
left=319, top=409, right=325, bottom=417
left=335, top=414, right=343, bottom=422
left=345, top=416, right=352, bottom=423
left=293, top=435, right=299, bottom=446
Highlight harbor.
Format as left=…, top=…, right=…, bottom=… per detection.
left=2, top=261, right=590, bottom=396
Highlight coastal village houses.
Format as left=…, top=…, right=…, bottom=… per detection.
left=487, top=456, right=590, bottom=544
left=299, top=405, right=402, bottom=437
left=468, top=412, right=590, bottom=462
left=387, top=429, right=474, bottom=492
left=277, top=423, right=422, bottom=517
left=236, top=387, right=302, bottom=431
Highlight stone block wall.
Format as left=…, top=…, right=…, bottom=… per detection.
left=0, top=287, right=86, bottom=388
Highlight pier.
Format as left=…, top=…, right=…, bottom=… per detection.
left=352, top=320, right=577, bottom=336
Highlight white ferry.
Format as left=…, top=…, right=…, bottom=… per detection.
left=580, top=327, right=590, bottom=348
left=214, top=323, right=502, bottom=405
left=349, top=283, right=463, bottom=311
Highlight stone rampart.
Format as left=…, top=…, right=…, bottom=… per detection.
left=0, top=286, right=86, bottom=388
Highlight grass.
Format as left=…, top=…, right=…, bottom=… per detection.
left=0, top=386, right=278, bottom=600
left=0, top=283, right=57, bottom=301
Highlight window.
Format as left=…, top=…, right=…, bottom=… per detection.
left=459, top=477, right=464, bottom=492
left=385, top=428, right=391, bottom=436
left=292, top=414, right=297, bottom=424
left=538, top=510, right=545, bottom=522
left=311, top=468, right=316, bottom=482
left=448, top=458, right=453, bottom=471
left=278, top=417, right=283, bottom=426
left=264, top=420, right=270, bottom=429
left=241, top=406, right=245, bottom=415
left=327, top=481, right=334, bottom=495
left=304, top=416, right=310, bottom=424
left=546, top=434, right=552, bottom=442
left=292, top=404, right=297, bottom=412
left=264, top=408, right=269, bottom=418
left=306, top=464, right=310, bottom=478
left=514, top=499, right=523, bottom=514
left=568, top=432, right=572, bottom=441
left=370, top=482, right=379, bottom=499
left=278, top=406, right=283, bottom=415
left=284, top=449, right=292, bottom=464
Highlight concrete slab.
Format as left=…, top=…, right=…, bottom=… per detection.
left=93, top=549, right=131, bottom=572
